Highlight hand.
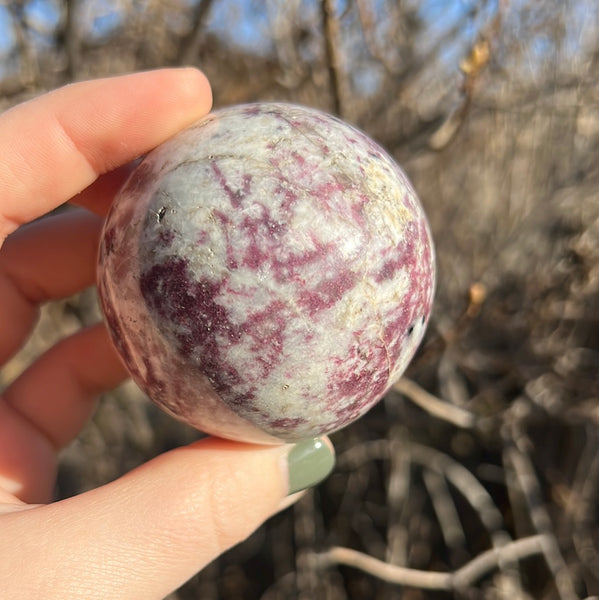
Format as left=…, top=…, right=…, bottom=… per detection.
left=0, top=70, right=335, bottom=599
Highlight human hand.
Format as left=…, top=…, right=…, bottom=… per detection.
left=0, top=69, right=335, bottom=599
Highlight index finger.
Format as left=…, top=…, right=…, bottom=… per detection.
left=0, top=68, right=212, bottom=243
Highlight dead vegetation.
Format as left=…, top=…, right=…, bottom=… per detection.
left=1, top=1, right=598, bottom=598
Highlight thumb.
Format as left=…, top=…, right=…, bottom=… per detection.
left=2, top=436, right=335, bottom=600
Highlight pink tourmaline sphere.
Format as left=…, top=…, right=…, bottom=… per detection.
left=98, top=103, right=435, bottom=443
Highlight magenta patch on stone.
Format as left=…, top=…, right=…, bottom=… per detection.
left=97, top=102, right=435, bottom=443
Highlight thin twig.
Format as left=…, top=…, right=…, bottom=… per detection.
left=451, top=534, right=549, bottom=590
left=393, top=378, right=476, bottom=429
left=294, top=491, right=323, bottom=599
left=338, top=439, right=506, bottom=540
left=422, top=469, right=466, bottom=554
left=62, top=0, right=80, bottom=79
left=385, top=426, right=411, bottom=566
left=320, top=0, right=343, bottom=115
left=178, top=0, right=215, bottom=65
left=410, top=443, right=512, bottom=550
left=314, top=534, right=550, bottom=591
left=504, top=444, right=579, bottom=600
left=570, top=427, right=599, bottom=573
left=339, top=439, right=514, bottom=558
left=355, top=0, right=402, bottom=75
left=266, top=0, right=307, bottom=89
left=7, top=1, right=39, bottom=88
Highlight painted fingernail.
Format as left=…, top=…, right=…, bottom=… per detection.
left=287, top=437, right=335, bottom=495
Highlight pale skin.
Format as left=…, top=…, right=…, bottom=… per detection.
left=0, top=69, right=309, bottom=599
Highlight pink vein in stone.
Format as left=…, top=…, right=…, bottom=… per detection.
left=108, top=102, right=437, bottom=440
left=210, top=161, right=252, bottom=208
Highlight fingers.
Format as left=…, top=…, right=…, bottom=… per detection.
left=0, top=323, right=128, bottom=503
left=0, top=68, right=212, bottom=244
left=71, top=163, right=139, bottom=217
left=0, top=210, right=100, bottom=302
left=0, top=209, right=103, bottom=365
left=4, top=322, right=127, bottom=449
left=1, top=437, right=335, bottom=600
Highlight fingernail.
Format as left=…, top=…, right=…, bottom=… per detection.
left=287, top=437, right=335, bottom=495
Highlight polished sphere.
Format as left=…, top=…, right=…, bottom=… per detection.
left=98, top=103, right=435, bottom=443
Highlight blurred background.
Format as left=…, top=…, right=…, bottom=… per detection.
left=0, top=1, right=598, bottom=598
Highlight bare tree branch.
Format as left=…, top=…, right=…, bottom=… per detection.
left=314, top=534, right=550, bottom=591
left=422, top=469, right=466, bottom=554
left=7, top=1, right=38, bottom=89
left=178, top=0, right=215, bottom=65
left=569, top=427, right=599, bottom=574
left=393, top=377, right=476, bottom=428
left=504, top=444, right=579, bottom=600
left=320, top=0, right=343, bottom=115
left=63, top=0, right=80, bottom=79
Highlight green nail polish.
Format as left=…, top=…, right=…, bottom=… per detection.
left=287, top=437, right=335, bottom=495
